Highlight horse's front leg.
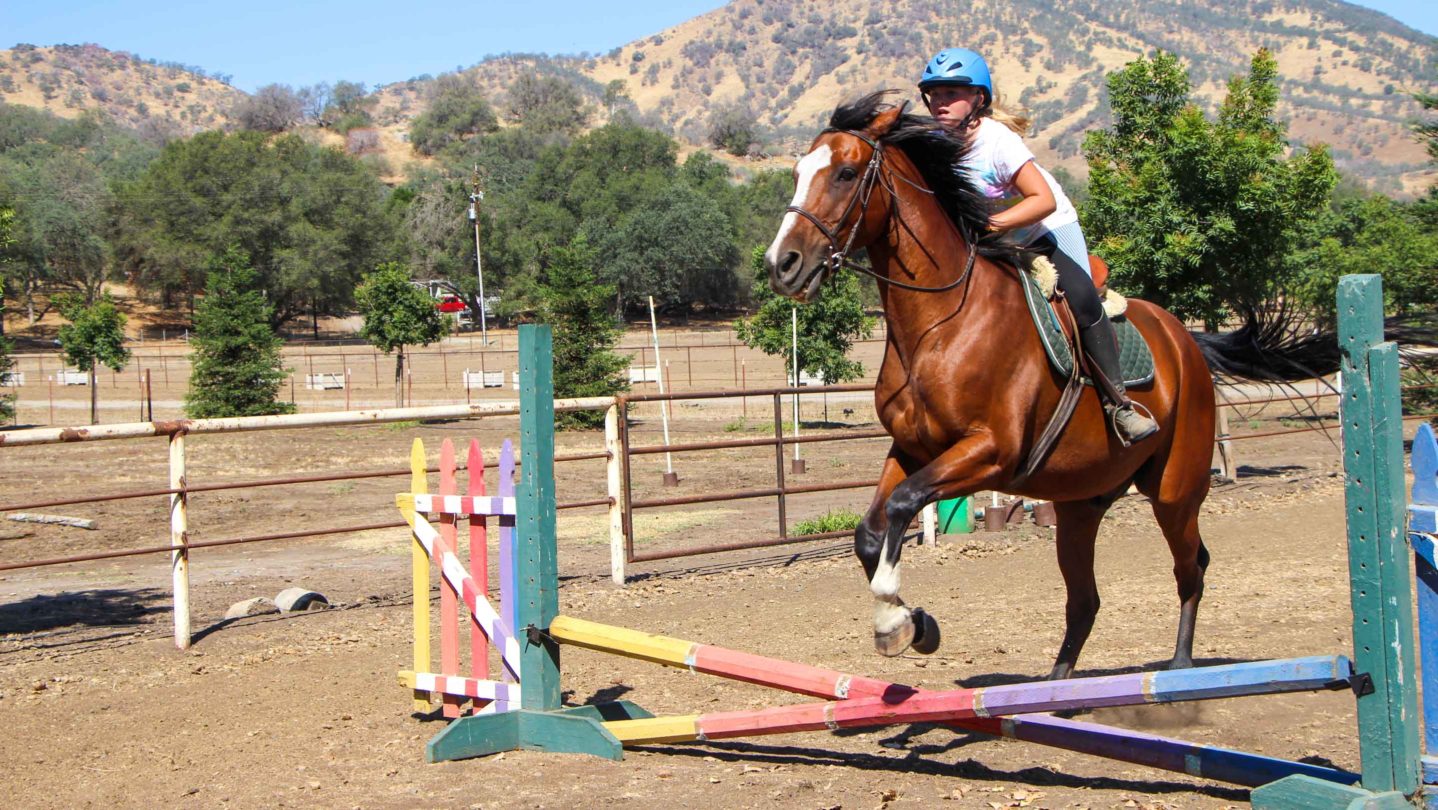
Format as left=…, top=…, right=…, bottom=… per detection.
left=856, top=446, right=917, bottom=653
left=862, top=436, right=1006, bottom=657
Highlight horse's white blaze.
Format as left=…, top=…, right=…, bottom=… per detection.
left=764, top=144, right=832, bottom=267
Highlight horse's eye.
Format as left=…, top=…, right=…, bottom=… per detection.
left=836, top=167, right=858, bottom=182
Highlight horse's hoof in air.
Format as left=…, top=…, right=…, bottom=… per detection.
left=874, top=615, right=916, bottom=657
left=910, top=608, right=941, bottom=655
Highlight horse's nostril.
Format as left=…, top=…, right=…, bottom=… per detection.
left=781, top=251, right=800, bottom=275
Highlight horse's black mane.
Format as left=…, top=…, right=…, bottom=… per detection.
left=828, top=91, right=1028, bottom=265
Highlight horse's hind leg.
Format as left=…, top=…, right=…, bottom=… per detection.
left=1148, top=495, right=1209, bottom=670
left=1135, top=448, right=1212, bottom=671
left=1049, top=498, right=1112, bottom=680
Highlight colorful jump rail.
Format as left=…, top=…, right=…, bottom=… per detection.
left=398, top=278, right=1435, bottom=808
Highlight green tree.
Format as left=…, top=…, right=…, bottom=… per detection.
left=1, top=147, right=114, bottom=306
left=505, top=74, right=589, bottom=136
left=735, top=246, right=875, bottom=386
left=115, top=130, right=397, bottom=325
left=1082, top=49, right=1337, bottom=326
left=355, top=262, right=450, bottom=406
left=1291, top=196, right=1438, bottom=325
left=707, top=103, right=758, bottom=156
left=537, top=236, right=629, bottom=429
left=593, top=182, right=740, bottom=312
left=409, top=75, right=499, bottom=157
left=56, top=294, right=130, bottom=424
left=324, top=80, right=376, bottom=132
left=185, top=248, right=295, bottom=418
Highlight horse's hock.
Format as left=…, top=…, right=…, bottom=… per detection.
left=395, top=280, right=1437, bottom=807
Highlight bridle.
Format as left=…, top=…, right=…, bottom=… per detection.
left=783, top=128, right=977, bottom=294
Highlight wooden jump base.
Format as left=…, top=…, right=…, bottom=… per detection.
left=399, top=276, right=1437, bottom=807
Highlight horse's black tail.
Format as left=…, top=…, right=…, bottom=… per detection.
left=1192, top=308, right=1438, bottom=386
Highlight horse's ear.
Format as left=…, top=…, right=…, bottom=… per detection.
left=863, top=102, right=907, bottom=139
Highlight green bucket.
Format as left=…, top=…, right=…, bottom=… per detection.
left=935, top=496, right=974, bottom=534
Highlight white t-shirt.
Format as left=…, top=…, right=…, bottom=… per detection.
left=959, top=117, right=1078, bottom=245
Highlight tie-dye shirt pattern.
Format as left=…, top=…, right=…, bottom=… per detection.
left=959, top=118, right=1078, bottom=246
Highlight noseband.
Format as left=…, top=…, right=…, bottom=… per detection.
left=784, top=129, right=977, bottom=294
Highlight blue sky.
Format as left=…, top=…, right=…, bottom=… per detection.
left=4, top=0, right=1434, bottom=94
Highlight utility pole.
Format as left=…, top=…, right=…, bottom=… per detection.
left=469, top=164, right=489, bottom=344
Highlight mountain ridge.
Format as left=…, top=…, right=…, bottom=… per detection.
left=2, top=0, right=1434, bottom=193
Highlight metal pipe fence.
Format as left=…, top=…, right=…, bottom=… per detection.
left=2, top=370, right=1432, bottom=651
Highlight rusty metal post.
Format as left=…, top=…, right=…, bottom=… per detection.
left=170, top=429, right=191, bottom=649
left=441, top=347, right=448, bottom=389
left=686, top=346, right=693, bottom=387
left=773, top=392, right=788, bottom=538
left=144, top=369, right=153, bottom=421
left=345, top=368, right=351, bottom=411
left=732, top=344, right=738, bottom=387
left=605, top=402, right=626, bottom=585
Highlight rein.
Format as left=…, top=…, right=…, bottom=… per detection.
left=785, top=129, right=978, bottom=295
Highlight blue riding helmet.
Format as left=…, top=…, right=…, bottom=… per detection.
left=918, top=48, right=993, bottom=106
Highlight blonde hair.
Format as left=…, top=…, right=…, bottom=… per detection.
left=982, top=85, right=1031, bottom=135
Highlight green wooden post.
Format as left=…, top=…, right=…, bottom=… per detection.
left=517, top=324, right=562, bottom=712
left=1337, top=275, right=1420, bottom=796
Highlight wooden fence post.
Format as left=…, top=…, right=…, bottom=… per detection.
left=605, top=402, right=626, bottom=586
left=169, top=430, right=190, bottom=650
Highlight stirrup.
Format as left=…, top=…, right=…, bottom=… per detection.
left=1105, top=400, right=1158, bottom=447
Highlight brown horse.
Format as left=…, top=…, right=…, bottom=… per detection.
left=765, top=94, right=1220, bottom=680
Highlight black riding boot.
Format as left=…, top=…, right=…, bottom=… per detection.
left=1079, top=314, right=1159, bottom=444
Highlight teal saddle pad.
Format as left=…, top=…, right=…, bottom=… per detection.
left=1019, top=270, right=1155, bottom=387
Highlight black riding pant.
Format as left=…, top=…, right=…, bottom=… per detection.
left=1033, top=232, right=1105, bottom=328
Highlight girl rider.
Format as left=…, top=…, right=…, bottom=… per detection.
left=918, top=48, right=1159, bottom=444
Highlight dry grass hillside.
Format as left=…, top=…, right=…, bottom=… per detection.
left=568, top=0, right=1437, bottom=193
left=3, top=0, right=1435, bottom=192
left=0, top=43, right=243, bottom=136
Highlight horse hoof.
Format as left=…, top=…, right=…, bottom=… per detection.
left=874, top=617, right=915, bottom=657
left=910, top=608, right=941, bottom=655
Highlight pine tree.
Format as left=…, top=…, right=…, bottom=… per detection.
left=185, top=248, right=295, bottom=418
left=538, top=236, right=629, bottom=429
